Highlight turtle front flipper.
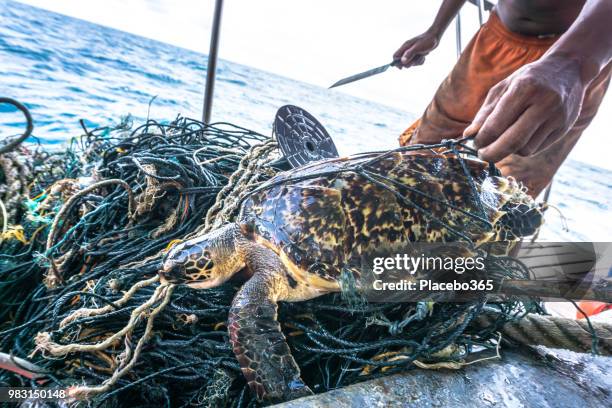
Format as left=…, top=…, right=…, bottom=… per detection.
left=228, top=266, right=313, bottom=402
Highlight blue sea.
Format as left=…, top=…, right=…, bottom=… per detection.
left=0, top=0, right=610, bottom=241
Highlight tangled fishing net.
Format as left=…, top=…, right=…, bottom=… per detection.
left=0, top=103, right=544, bottom=407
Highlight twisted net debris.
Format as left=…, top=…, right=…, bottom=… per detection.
left=1, top=112, right=547, bottom=407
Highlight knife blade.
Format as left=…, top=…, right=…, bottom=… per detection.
left=329, top=61, right=397, bottom=89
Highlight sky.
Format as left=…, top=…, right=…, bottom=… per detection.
left=16, top=0, right=612, bottom=170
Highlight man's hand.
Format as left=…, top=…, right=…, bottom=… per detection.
left=464, top=56, right=587, bottom=162
left=393, top=31, right=439, bottom=68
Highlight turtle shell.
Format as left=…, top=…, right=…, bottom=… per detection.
left=238, top=150, right=539, bottom=284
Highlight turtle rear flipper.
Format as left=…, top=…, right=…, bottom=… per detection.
left=228, top=253, right=313, bottom=402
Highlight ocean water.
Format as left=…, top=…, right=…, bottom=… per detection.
left=0, top=0, right=610, bottom=241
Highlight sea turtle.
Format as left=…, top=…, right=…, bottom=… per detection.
left=159, top=149, right=543, bottom=402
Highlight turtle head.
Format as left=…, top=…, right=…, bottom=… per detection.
left=160, top=224, right=244, bottom=289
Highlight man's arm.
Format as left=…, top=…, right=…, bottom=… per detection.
left=393, top=0, right=467, bottom=68
left=466, top=0, right=612, bottom=162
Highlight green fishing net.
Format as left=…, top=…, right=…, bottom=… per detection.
left=0, top=115, right=540, bottom=407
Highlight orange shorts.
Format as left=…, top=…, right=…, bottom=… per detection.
left=400, top=11, right=612, bottom=197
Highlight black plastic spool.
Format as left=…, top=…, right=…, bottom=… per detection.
left=273, top=105, right=339, bottom=168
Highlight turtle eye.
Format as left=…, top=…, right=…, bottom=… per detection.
left=196, top=258, right=215, bottom=271
left=196, top=258, right=214, bottom=271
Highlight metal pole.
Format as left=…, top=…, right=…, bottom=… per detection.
left=455, top=13, right=462, bottom=59
left=202, top=0, right=224, bottom=124
left=476, top=0, right=485, bottom=25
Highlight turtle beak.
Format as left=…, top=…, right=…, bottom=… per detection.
left=160, top=260, right=185, bottom=284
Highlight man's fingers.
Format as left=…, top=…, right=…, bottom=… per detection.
left=410, top=55, right=426, bottom=66
left=463, top=102, right=492, bottom=138
left=517, top=120, right=559, bottom=156
left=393, top=41, right=410, bottom=59
left=535, top=128, right=564, bottom=153
left=463, top=122, right=481, bottom=138
left=401, top=45, right=431, bottom=66
left=401, top=47, right=418, bottom=65
left=478, top=107, right=541, bottom=162
left=473, top=85, right=527, bottom=149
left=463, top=82, right=508, bottom=138
left=394, top=40, right=415, bottom=61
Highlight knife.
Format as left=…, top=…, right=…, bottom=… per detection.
left=329, top=60, right=399, bottom=89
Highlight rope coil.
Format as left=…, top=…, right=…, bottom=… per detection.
left=0, top=97, right=33, bottom=155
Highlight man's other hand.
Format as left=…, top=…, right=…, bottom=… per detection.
left=464, top=56, right=587, bottom=162
left=393, top=31, right=439, bottom=68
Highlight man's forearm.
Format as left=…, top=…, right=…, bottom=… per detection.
left=428, top=0, right=468, bottom=39
left=543, top=0, right=612, bottom=85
